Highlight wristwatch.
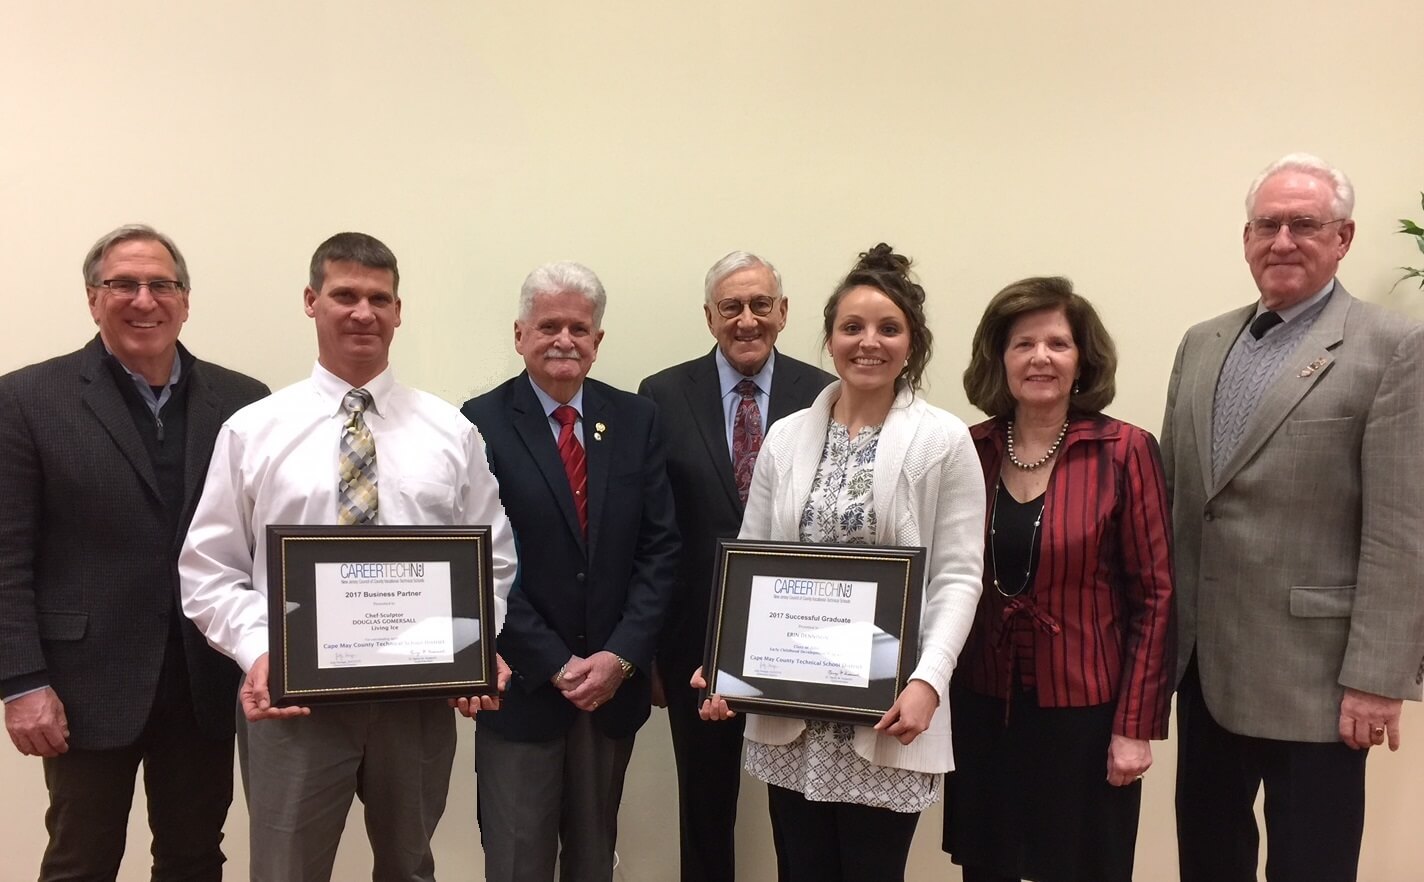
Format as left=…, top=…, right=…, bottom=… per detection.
left=613, top=654, right=635, bottom=680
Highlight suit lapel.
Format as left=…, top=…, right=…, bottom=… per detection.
left=1191, top=306, right=1252, bottom=494
left=768, top=355, right=815, bottom=424
left=583, top=384, right=612, bottom=558
left=181, top=360, right=224, bottom=533
left=686, top=352, right=741, bottom=511
left=511, top=376, right=586, bottom=552
left=1213, top=289, right=1349, bottom=493
left=79, top=339, right=162, bottom=503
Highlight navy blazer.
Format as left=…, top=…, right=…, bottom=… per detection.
left=637, top=347, right=833, bottom=672
left=462, top=373, right=679, bottom=741
left=0, top=336, right=268, bottom=749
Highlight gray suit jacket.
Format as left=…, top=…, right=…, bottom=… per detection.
left=0, top=336, right=268, bottom=749
left=1162, top=283, right=1424, bottom=742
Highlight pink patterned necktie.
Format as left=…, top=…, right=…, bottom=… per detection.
left=732, top=379, right=763, bottom=505
left=553, top=405, right=588, bottom=535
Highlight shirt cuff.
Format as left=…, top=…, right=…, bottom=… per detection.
left=1, top=672, right=51, bottom=703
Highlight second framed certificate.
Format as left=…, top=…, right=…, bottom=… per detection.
left=701, top=539, right=926, bottom=726
left=266, top=525, right=498, bottom=707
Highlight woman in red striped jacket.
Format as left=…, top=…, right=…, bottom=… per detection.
left=942, top=276, right=1174, bottom=882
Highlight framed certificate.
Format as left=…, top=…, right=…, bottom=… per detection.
left=701, top=539, right=926, bottom=726
left=266, top=525, right=497, bottom=706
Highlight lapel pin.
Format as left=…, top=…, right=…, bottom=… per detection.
left=594, top=422, right=606, bottom=441
left=1298, top=357, right=1329, bottom=378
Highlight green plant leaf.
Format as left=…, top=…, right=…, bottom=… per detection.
left=1400, top=219, right=1424, bottom=235
left=1390, top=268, right=1424, bottom=293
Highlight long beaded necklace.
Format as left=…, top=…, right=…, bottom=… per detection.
left=1005, top=418, right=1069, bottom=470
left=989, top=482, right=1045, bottom=598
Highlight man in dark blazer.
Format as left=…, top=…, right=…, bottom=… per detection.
left=637, top=251, right=833, bottom=882
left=463, top=260, right=679, bottom=882
left=0, top=225, right=268, bottom=880
left=1163, top=154, right=1424, bottom=882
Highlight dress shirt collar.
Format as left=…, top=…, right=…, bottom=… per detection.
left=103, top=339, right=183, bottom=416
left=714, top=346, right=776, bottom=400
left=1255, top=279, right=1335, bottom=325
left=311, top=361, right=394, bottom=418
left=527, top=375, right=585, bottom=420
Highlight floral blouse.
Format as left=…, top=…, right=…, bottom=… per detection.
left=743, top=420, right=940, bottom=813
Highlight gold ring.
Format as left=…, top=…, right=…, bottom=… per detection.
left=592, top=700, right=599, bottom=709
left=1373, top=726, right=1385, bottom=737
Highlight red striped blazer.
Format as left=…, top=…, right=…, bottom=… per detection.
left=956, top=415, right=1175, bottom=740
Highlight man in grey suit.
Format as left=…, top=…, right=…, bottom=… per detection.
left=0, top=225, right=268, bottom=880
left=638, top=251, right=833, bottom=882
left=1163, top=154, right=1424, bottom=882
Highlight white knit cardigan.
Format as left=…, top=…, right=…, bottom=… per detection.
left=738, top=382, right=986, bottom=774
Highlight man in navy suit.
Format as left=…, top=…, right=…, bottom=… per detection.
left=637, top=251, right=833, bottom=882
left=0, top=225, right=268, bottom=880
left=462, top=260, right=679, bottom=882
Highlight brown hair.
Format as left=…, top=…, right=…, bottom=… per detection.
left=822, top=243, right=933, bottom=391
left=962, top=276, right=1117, bottom=417
left=309, top=232, right=400, bottom=295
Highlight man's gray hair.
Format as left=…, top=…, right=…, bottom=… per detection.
left=703, top=251, right=782, bottom=306
left=1245, top=153, right=1356, bottom=220
left=519, top=261, right=607, bottom=328
left=82, top=224, right=191, bottom=290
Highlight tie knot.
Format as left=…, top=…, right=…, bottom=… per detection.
left=343, top=388, right=373, bottom=415
left=1249, top=310, right=1284, bottom=340
left=553, top=404, right=579, bottom=428
left=735, top=379, right=758, bottom=400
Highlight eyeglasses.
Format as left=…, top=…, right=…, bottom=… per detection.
left=714, top=296, right=778, bottom=318
left=94, top=279, right=186, bottom=297
left=1245, top=217, right=1347, bottom=240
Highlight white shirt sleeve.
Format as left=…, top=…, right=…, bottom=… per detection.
left=460, top=426, right=516, bottom=634
left=179, top=424, right=270, bottom=673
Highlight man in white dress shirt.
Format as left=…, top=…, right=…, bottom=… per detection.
left=180, top=232, right=517, bottom=882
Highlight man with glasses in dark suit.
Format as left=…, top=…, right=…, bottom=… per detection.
left=0, top=224, right=268, bottom=880
left=638, top=251, right=833, bottom=882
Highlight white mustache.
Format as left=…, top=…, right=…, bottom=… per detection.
left=545, top=349, right=581, bottom=360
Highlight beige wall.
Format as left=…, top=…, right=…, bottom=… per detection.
left=4, top=1, right=1423, bottom=879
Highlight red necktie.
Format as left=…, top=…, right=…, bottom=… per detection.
left=553, top=405, right=588, bottom=534
left=732, top=379, right=764, bottom=505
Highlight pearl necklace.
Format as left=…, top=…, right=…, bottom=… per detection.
left=1005, top=418, right=1069, bottom=471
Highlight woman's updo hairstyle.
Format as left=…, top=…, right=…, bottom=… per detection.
left=822, top=243, right=934, bottom=392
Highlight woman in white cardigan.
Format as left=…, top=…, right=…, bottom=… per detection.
left=698, top=244, right=985, bottom=881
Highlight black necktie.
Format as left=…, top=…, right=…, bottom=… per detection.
left=1249, top=311, right=1284, bottom=340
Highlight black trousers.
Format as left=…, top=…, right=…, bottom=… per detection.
left=662, top=653, right=750, bottom=882
left=1175, top=659, right=1368, bottom=882
left=39, top=648, right=233, bottom=882
left=765, top=784, right=920, bottom=882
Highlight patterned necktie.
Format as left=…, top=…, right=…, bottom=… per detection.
left=338, top=388, right=378, bottom=525
left=553, top=405, right=588, bottom=535
left=1249, top=310, right=1284, bottom=340
left=732, top=379, right=764, bottom=505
